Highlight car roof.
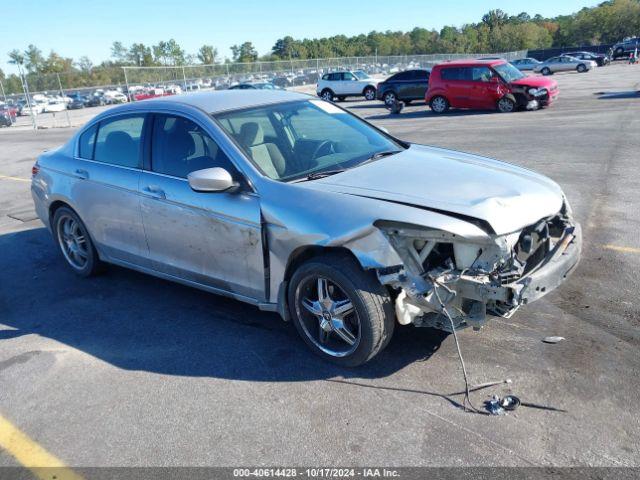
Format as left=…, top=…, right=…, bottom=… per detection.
left=434, top=58, right=506, bottom=67
left=112, top=90, right=312, bottom=114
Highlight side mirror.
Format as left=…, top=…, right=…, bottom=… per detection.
left=188, top=167, right=237, bottom=193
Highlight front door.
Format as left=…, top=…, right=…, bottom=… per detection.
left=139, top=113, right=265, bottom=301
left=468, top=66, right=498, bottom=109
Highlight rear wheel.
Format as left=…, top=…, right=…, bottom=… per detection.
left=363, top=86, right=376, bottom=101
left=430, top=95, right=449, bottom=113
left=541, top=67, right=551, bottom=76
left=320, top=89, right=334, bottom=102
left=288, top=254, right=394, bottom=367
left=497, top=96, right=516, bottom=113
left=52, top=207, right=102, bottom=277
left=615, top=47, right=624, bottom=58
left=383, top=91, right=397, bottom=106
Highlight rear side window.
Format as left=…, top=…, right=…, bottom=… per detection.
left=440, top=67, right=463, bottom=80
left=78, top=124, right=98, bottom=159
left=94, top=115, right=145, bottom=168
left=392, top=71, right=412, bottom=81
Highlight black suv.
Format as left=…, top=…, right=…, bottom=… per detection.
left=376, top=69, right=430, bottom=105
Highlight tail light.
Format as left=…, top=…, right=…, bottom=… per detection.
left=32, top=164, right=40, bottom=176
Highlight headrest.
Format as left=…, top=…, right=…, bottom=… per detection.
left=239, top=122, right=264, bottom=147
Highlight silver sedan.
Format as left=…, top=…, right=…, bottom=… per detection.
left=533, top=56, right=597, bottom=75
left=510, top=57, right=543, bottom=71
left=31, top=90, right=581, bottom=366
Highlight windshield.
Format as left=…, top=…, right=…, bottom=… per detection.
left=215, top=99, right=403, bottom=182
left=354, top=70, right=370, bottom=79
left=493, top=62, right=526, bottom=82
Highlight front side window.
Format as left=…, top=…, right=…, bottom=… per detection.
left=151, top=114, right=233, bottom=178
left=470, top=66, right=493, bottom=82
left=215, top=100, right=404, bottom=182
left=94, top=115, right=145, bottom=168
left=342, top=72, right=356, bottom=81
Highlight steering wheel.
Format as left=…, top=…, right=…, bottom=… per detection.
left=311, top=140, right=335, bottom=161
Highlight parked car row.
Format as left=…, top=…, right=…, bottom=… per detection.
left=316, top=58, right=559, bottom=114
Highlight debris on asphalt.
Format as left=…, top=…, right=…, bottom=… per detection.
left=485, top=395, right=522, bottom=415
left=543, top=336, right=566, bottom=344
left=485, top=396, right=506, bottom=415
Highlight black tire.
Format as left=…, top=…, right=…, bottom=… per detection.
left=403, top=99, right=412, bottom=105
left=320, top=89, right=334, bottom=102
left=615, top=47, right=624, bottom=58
left=383, top=90, right=397, bottom=106
left=288, top=253, right=394, bottom=367
left=52, top=206, right=103, bottom=277
left=577, top=63, right=587, bottom=73
left=429, top=95, right=449, bottom=113
left=363, top=86, right=376, bottom=101
left=337, top=96, right=346, bottom=102
left=497, top=96, right=516, bottom=113
left=541, top=67, right=552, bottom=76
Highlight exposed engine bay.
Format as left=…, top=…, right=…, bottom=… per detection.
left=375, top=202, right=581, bottom=331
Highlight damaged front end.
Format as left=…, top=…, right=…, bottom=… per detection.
left=375, top=202, right=581, bottom=332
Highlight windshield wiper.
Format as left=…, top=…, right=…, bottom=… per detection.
left=361, top=150, right=402, bottom=165
left=305, top=169, right=346, bottom=180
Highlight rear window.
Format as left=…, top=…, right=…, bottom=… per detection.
left=78, top=124, right=98, bottom=159
left=440, top=67, right=464, bottom=80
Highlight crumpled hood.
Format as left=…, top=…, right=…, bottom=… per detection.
left=511, top=76, right=557, bottom=89
left=305, top=144, right=564, bottom=235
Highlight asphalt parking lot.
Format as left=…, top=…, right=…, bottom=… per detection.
left=0, top=63, right=639, bottom=469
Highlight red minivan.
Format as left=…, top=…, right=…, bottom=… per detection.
left=425, top=59, right=559, bottom=113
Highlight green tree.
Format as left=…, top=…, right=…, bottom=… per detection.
left=231, top=42, right=258, bottom=62
left=76, top=56, right=93, bottom=73
left=24, top=44, right=45, bottom=73
left=197, top=45, right=218, bottom=64
left=110, top=41, right=129, bottom=64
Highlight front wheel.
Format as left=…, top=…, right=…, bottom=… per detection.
left=383, top=91, right=397, bottom=106
left=288, top=254, right=394, bottom=367
left=363, top=86, right=376, bottom=101
left=577, top=63, right=587, bottom=73
left=497, top=96, right=516, bottom=113
left=430, top=95, right=449, bottom=113
left=541, top=67, right=551, bottom=76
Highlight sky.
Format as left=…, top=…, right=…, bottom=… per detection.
left=2, top=0, right=597, bottom=75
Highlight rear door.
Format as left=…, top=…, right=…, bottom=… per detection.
left=391, top=71, right=413, bottom=99
left=139, top=112, right=265, bottom=300
left=71, top=114, right=149, bottom=266
left=440, top=67, right=474, bottom=108
left=410, top=70, right=430, bottom=100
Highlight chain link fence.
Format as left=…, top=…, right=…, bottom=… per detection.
left=124, top=51, right=528, bottom=92
left=4, top=50, right=527, bottom=130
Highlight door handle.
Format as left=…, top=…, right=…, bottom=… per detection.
left=142, top=186, right=166, bottom=200
left=73, top=168, right=89, bottom=180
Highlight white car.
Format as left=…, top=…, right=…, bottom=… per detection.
left=44, top=99, right=67, bottom=113
left=316, top=70, right=379, bottom=101
left=533, top=56, right=597, bottom=75
left=103, top=91, right=128, bottom=104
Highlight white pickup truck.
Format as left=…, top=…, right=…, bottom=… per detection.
left=316, top=70, right=379, bottom=102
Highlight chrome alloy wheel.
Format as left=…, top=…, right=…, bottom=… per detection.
left=295, top=276, right=360, bottom=357
left=431, top=96, right=447, bottom=113
left=56, top=214, right=89, bottom=270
